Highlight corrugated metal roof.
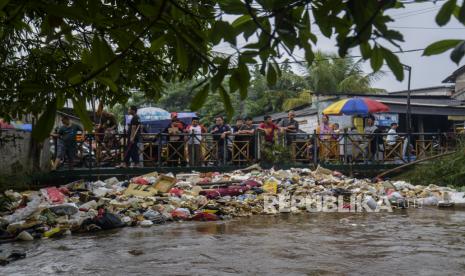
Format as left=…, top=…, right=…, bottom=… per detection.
left=253, top=106, right=317, bottom=122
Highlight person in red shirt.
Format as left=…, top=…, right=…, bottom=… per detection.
left=258, top=115, right=279, bottom=144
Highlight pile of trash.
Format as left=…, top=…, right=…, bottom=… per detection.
left=1, top=165, right=464, bottom=246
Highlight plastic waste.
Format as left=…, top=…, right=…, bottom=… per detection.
left=143, top=209, right=159, bottom=220
left=44, top=227, right=63, bottom=238
left=263, top=178, right=278, bottom=194
left=3, top=194, right=41, bottom=224
left=420, top=196, right=439, bottom=206
left=41, top=187, right=65, bottom=204
left=79, top=200, right=98, bottom=211
left=17, top=231, right=34, bottom=241
left=365, top=196, right=378, bottom=210
left=140, top=220, right=153, bottom=227
left=49, top=203, right=79, bottom=216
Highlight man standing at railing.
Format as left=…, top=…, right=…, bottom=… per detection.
left=210, top=116, right=231, bottom=164
left=364, top=116, right=383, bottom=161
left=258, top=115, right=279, bottom=148
left=185, top=117, right=202, bottom=166
left=118, top=106, right=141, bottom=168
left=51, top=115, right=83, bottom=170
left=279, top=110, right=299, bottom=146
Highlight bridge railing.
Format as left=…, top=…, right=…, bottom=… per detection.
left=51, top=131, right=464, bottom=168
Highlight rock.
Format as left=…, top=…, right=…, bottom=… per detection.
left=128, top=249, right=144, bottom=256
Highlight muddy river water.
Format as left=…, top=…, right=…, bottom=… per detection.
left=2, top=208, right=465, bottom=275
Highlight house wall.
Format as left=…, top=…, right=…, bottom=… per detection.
left=455, top=72, right=465, bottom=95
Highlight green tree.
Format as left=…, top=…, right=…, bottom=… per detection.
left=307, top=51, right=383, bottom=94
left=1, top=0, right=429, bottom=141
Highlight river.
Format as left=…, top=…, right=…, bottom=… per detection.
left=2, top=208, right=465, bottom=275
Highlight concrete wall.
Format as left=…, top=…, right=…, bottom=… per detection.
left=0, top=129, right=50, bottom=175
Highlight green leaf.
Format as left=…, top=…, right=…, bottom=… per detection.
left=459, top=3, right=465, bottom=23
left=90, top=36, right=114, bottom=73
left=32, top=99, right=57, bottom=141
left=423, top=39, right=462, bottom=56
left=218, top=85, right=233, bottom=120
left=218, top=0, right=248, bottom=15
left=436, top=0, right=457, bottom=26
left=360, top=42, right=371, bottom=59
left=0, top=0, right=10, bottom=10
left=237, top=62, right=250, bottom=100
left=191, top=83, right=210, bottom=110
left=97, top=76, right=118, bottom=92
left=72, top=97, right=93, bottom=131
left=451, top=40, right=465, bottom=64
left=56, top=93, right=65, bottom=109
left=266, top=63, right=277, bottom=86
left=229, top=71, right=239, bottom=93
left=108, top=59, right=121, bottom=81
left=370, top=46, right=383, bottom=72
left=211, top=58, right=230, bottom=91
left=137, top=4, right=159, bottom=17
left=232, top=14, right=252, bottom=28
left=150, top=36, right=166, bottom=52
left=211, top=21, right=236, bottom=45
left=176, top=37, right=188, bottom=70
left=381, top=47, right=404, bottom=81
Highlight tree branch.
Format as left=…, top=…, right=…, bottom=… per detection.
left=62, top=0, right=168, bottom=91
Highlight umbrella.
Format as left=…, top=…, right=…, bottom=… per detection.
left=322, top=97, right=389, bottom=116
left=137, top=107, right=171, bottom=122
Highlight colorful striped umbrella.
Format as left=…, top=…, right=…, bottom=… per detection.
left=322, top=97, right=390, bottom=116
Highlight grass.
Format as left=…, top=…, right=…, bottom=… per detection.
left=394, top=147, right=465, bottom=188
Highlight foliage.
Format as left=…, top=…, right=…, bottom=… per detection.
left=395, top=143, right=465, bottom=187
left=3, top=0, right=458, bottom=141
left=282, top=90, right=312, bottom=111
left=306, top=51, right=383, bottom=94
left=260, top=143, right=292, bottom=165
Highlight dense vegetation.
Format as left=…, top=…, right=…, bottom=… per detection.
left=111, top=51, right=383, bottom=123
left=2, top=0, right=465, bottom=142
left=395, top=146, right=465, bottom=187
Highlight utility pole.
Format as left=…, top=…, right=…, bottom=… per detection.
left=403, top=64, right=412, bottom=162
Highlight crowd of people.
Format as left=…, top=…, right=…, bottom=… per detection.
left=51, top=106, right=410, bottom=169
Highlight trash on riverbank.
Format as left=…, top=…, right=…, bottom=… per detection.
left=0, top=165, right=463, bottom=245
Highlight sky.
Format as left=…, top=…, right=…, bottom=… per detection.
left=215, top=1, right=465, bottom=92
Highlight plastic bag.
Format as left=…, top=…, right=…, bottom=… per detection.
left=41, top=187, right=65, bottom=204
left=3, top=194, right=41, bottom=224
left=93, top=212, right=125, bottom=230
left=263, top=178, right=278, bottom=194
left=49, top=203, right=79, bottom=216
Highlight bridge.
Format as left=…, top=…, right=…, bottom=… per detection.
left=44, top=131, right=462, bottom=185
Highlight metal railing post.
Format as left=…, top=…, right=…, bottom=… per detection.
left=313, top=130, right=318, bottom=166
left=343, top=129, right=348, bottom=164
left=158, top=133, right=162, bottom=167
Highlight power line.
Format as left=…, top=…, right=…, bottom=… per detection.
left=276, top=48, right=425, bottom=65
left=394, top=6, right=441, bottom=20
left=391, top=26, right=465, bottom=30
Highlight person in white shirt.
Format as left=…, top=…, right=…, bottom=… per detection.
left=185, top=117, right=203, bottom=166
left=386, top=123, right=399, bottom=145
left=386, top=122, right=409, bottom=158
